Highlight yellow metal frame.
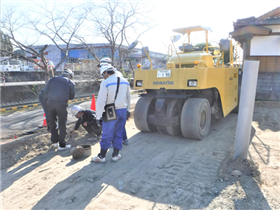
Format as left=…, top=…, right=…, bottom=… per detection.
left=170, top=36, right=182, bottom=68
left=167, top=44, right=173, bottom=61
left=134, top=67, right=238, bottom=117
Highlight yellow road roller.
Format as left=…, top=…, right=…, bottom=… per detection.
left=129, top=25, right=241, bottom=140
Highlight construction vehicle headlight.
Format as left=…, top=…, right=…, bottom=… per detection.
left=188, top=80, right=197, bottom=87
left=136, top=80, right=143, bottom=87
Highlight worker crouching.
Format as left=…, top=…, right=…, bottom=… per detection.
left=70, top=105, right=102, bottom=141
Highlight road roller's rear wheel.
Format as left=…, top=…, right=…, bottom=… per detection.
left=180, top=98, right=211, bottom=140
left=166, top=99, right=181, bottom=136
left=156, top=99, right=181, bottom=136
left=134, top=96, right=157, bottom=132
left=157, top=125, right=168, bottom=134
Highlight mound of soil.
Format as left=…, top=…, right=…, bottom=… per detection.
left=1, top=123, right=92, bottom=170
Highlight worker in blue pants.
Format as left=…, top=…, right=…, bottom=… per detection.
left=99, top=109, right=127, bottom=157
left=97, top=57, right=129, bottom=145
left=92, top=64, right=131, bottom=163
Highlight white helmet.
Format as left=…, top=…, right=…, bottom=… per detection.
left=62, top=69, right=74, bottom=79
left=97, top=57, right=112, bottom=67
left=71, top=105, right=82, bottom=116
left=100, top=64, right=115, bottom=75
left=99, top=63, right=111, bottom=67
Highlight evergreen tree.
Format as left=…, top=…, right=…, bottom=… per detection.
left=194, top=42, right=213, bottom=51
left=0, top=30, right=13, bottom=56
left=14, top=49, right=26, bottom=58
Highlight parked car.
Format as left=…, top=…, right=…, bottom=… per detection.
left=0, top=59, right=21, bottom=71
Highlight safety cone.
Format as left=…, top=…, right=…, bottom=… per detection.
left=90, top=94, right=96, bottom=111
left=38, top=113, right=47, bottom=128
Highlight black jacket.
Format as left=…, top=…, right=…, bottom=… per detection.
left=38, top=88, right=45, bottom=104
left=44, top=75, right=75, bottom=105
left=74, top=110, right=97, bottom=130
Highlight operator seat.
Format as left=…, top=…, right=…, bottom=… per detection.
left=179, top=44, right=193, bottom=52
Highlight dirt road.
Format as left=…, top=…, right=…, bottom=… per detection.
left=1, top=101, right=279, bottom=209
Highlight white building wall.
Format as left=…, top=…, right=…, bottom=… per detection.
left=265, top=25, right=280, bottom=33
left=250, top=35, right=280, bottom=56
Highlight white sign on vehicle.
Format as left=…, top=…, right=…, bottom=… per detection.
left=157, top=70, right=171, bottom=78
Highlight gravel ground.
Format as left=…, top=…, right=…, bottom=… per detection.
left=1, top=101, right=279, bottom=210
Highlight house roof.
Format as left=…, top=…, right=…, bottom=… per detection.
left=230, top=25, right=271, bottom=36
left=230, top=7, right=280, bottom=46
left=229, top=25, right=272, bottom=44
left=258, top=7, right=280, bottom=19
left=233, top=7, right=280, bottom=30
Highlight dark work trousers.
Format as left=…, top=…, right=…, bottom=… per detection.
left=83, top=124, right=102, bottom=136
left=39, top=94, right=50, bottom=126
left=47, top=101, right=68, bottom=147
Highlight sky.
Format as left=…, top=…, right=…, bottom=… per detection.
left=140, top=0, right=280, bottom=53
left=1, top=0, right=280, bottom=54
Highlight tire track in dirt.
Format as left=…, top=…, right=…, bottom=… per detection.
left=163, top=115, right=236, bottom=182
left=111, top=114, right=238, bottom=208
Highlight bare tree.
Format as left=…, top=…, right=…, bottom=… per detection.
left=28, top=3, right=89, bottom=72
left=73, top=37, right=100, bottom=61
left=77, top=0, right=157, bottom=70
left=1, top=2, right=88, bottom=82
left=1, top=7, right=50, bottom=77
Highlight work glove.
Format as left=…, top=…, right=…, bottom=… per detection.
left=127, top=111, right=131, bottom=120
left=96, top=119, right=102, bottom=127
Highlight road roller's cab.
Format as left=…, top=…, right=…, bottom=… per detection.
left=128, top=25, right=242, bottom=140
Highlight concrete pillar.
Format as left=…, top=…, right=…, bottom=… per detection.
left=242, top=41, right=247, bottom=62
left=233, top=60, right=260, bottom=160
